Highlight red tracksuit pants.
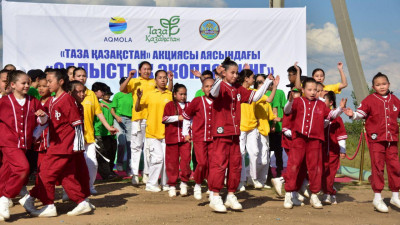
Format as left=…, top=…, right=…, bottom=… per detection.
left=283, top=148, right=308, bottom=191
left=208, top=136, right=241, bottom=193
left=193, top=141, right=212, bottom=185
left=30, top=153, right=86, bottom=205
left=284, top=135, right=322, bottom=194
left=0, top=148, right=30, bottom=198
left=166, top=142, right=191, bottom=186
left=322, top=148, right=340, bottom=195
left=368, top=141, right=400, bottom=193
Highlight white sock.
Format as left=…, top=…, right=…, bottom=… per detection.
left=374, top=193, right=382, bottom=201
left=195, top=184, right=201, bottom=189
left=78, top=201, right=88, bottom=206
left=180, top=182, right=187, bottom=187
left=392, top=192, right=399, bottom=199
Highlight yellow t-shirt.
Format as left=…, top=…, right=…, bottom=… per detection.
left=255, top=99, right=276, bottom=137
left=240, top=91, right=268, bottom=132
left=126, top=77, right=157, bottom=121
left=141, top=89, right=172, bottom=139
left=82, top=89, right=102, bottom=143
left=323, top=83, right=341, bottom=94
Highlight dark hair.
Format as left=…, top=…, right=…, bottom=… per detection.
left=37, top=72, right=47, bottom=81
left=172, top=83, right=187, bottom=115
left=312, top=68, right=325, bottom=77
left=44, top=67, right=53, bottom=73
left=0, top=69, right=10, bottom=77
left=202, top=70, right=213, bottom=77
left=48, top=69, right=69, bottom=91
left=316, top=82, right=324, bottom=87
left=287, top=65, right=302, bottom=76
left=139, top=61, right=152, bottom=71
left=66, top=66, right=76, bottom=72
left=324, top=91, right=337, bottom=108
left=254, top=74, right=267, bottom=89
left=221, top=57, right=238, bottom=71
left=27, top=69, right=45, bottom=82
left=154, top=70, right=167, bottom=78
left=120, top=77, right=127, bottom=85
left=4, top=64, right=16, bottom=71
left=238, top=69, right=254, bottom=85
left=6, top=70, right=28, bottom=89
left=202, top=77, right=214, bottom=86
left=92, top=82, right=107, bottom=92
left=302, top=77, right=317, bottom=88
left=372, top=72, right=389, bottom=86
left=68, top=80, right=85, bottom=93
left=73, top=67, right=86, bottom=77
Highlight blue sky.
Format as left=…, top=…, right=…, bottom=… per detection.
left=1, top=0, right=399, bottom=109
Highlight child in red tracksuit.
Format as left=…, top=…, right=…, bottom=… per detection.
left=162, top=83, right=191, bottom=198
left=0, top=70, right=47, bottom=221
left=23, top=69, right=92, bottom=217
left=207, top=57, right=273, bottom=213
left=322, top=91, right=347, bottom=205
left=283, top=78, right=345, bottom=210
left=343, top=72, right=400, bottom=213
left=182, top=78, right=215, bottom=200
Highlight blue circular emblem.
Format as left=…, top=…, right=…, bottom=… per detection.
left=199, top=19, right=220, bottom=40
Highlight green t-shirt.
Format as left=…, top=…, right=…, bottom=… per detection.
left=194, top=89, right=205, bottom=97
left=94, top=100, right=114, bottom=136
left=265, top=89, right=287, bottom=133
left=110, top=92, right=133, bottom=117
left=27, top=86, right=41, bottom=100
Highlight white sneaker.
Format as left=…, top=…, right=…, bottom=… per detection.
left=142, top=174, right=149, bottom=184
left=131, top=175, right=139, bottom=185
left=20, top=195, right=36, bottom=213
left=145, top=185, right=161, bottom=192
left=62, top=189, right=70, bottom=202
left=252, top=179, right=263, bottom=189
left=237, top=182, right=246, bottom=192
left=0, top=197, right=10, bottom=220
left=209, top=196, right=227, bottom=213
left=271, top=177, right=283, bottom=197
left=300, top=180, right=310, bottom=198
left=8, top=199, right=13, bottom=208
left=180, top=182, right=188, bottom=196
left=90, top=188, right=98, bottom=195
left=224, top=195, right=242, bottom=210
left=263, top=184, right=272, bottom=189
left=310, top=194, right=323, bottom=209
left=31, top=204, right=57, bottom=217
left=67, top=201, right=92, bottom=216
left=162, top=185, right=170, bottom=192
left=331, top=195, right=337, bottom=205
left=292, top=192, right=304, bottom=206
left=297, top=193, right=305, bottom=202
left=322, top=194, right=332, bottom=205
left=206, top=189, right=210, bottom=195
left=283, top=192, right=293, bottom=209
left=168, top=187, right=176, bottom=197
left=373, top=199, right=389, bottom=213
left=390, top=197, right=400, bottom=208
left=0, top=215, right=3, bottom=221
left=194, top=185, right=202, bottom=200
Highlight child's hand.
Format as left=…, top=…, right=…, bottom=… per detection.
left=167, top=71, right=174, bottom=81
left=273, top=75, right=280, bottom=86
left=184, top=135, right=191, bottom=142
left=294, top=62, right=299, bottom=71
left=108, top=126, right=119, bottom=135
left=190, top=69, right=202, bottom=78
left=216, top=65, right=225, bottom=76
left=340, top=153, right=346, bottom=159
left=100, top=103, right=109, bottom=109
left=178, top=115, right=184, bottom=121
left=115, top=115, right=122, bottom=123
left=35, top=109, right=46, bottom=117
left=339, top=98, right=347, bottom=109
left=137, top=88, right=143, bottom=99
left=267, top=73, right=274, bottom=80
left=128, top=70, right=136, bottom=78
left=337, top=62, right=343, bottom=71
left=342, top=108, right=354, bottom=117
left=244, top=63, right=250, bottom=70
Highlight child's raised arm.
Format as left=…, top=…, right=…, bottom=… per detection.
left=337, top=62, right=348, bottom=91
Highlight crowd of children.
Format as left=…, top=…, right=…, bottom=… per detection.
left=0, top=57, right=399, bottom=221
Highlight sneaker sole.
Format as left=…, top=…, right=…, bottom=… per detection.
left=390, top=200, right=400, bottom=209
left=311, top=202, right=323, bottom=209
left=271, top=180, right=282, bottom=197
left=209, top=205, right=227, bottom=213
left=67, top=208, right=92, bottom=216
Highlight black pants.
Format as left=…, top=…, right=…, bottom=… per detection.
left=95, top=135, right=117, bottom=179
left=269, top=132, right=283, bottom=178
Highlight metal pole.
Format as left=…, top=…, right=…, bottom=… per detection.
left=358, top=123, right=366, bottom=184
left=269, top=0, right=284, bottom=8
left=331, top=0, right=369, bottom=103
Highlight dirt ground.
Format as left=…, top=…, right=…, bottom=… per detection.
left=5, top=180, right=400, bottom=225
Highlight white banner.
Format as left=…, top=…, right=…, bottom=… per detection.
left=2, top=1, right=306, bottom=99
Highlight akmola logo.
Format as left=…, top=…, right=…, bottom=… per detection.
left=109, top=17, right=127, bottom=34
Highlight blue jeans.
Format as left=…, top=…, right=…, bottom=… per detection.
left=114, top=116, right=132, bottom=165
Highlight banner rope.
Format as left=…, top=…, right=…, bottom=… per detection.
left=346, top=129, right=369, bottom=160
